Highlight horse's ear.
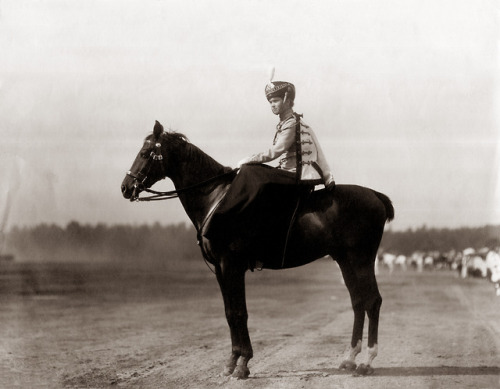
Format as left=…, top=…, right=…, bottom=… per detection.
left=153, top=120, right=164, bottom=139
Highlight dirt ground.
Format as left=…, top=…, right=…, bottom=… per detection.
left=0, top=258, right=499, bottom=389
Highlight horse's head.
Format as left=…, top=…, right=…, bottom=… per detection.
left=121, top=120, right=168, bottom=201
left=122, top=120, right=228, bottom=203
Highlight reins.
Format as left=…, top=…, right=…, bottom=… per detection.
left=134, top=169, right=239, bottom=202
left=130, top=165, right=238, bottom=275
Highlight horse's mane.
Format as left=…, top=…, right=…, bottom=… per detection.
left=145, top=130, right=189, bottom=144
left=158, top=131, right=232, bottom=176
left=160, top=131, right=190, bottom=145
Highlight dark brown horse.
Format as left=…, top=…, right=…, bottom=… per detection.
left=121, top=121, right=394, bottom=378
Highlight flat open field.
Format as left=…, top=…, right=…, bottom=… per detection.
left=1, top=258, right=499, bottom=388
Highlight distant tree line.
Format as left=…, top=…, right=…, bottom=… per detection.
left=3, top=222, right=500, bottom=263
left=380, top=225, right=500, bottom=255
left=4, top=222, right=201, bottom=266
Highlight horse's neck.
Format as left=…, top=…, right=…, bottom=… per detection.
left=170, top=145, right=231, bottom=231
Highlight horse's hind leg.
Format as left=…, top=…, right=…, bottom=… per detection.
left=337, top=252, right=382, bottom=375
left=357, top=262, right=382, bottom=376
left=337, top=258, right=365, bottom=371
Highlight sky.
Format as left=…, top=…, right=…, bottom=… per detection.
left=1, top=0, right=499, bottom=232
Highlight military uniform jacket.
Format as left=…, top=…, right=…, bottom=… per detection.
left=243, top=114, right=334, bottom=184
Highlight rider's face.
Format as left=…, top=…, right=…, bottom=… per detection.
left=269, top=97, right=287, bottom=115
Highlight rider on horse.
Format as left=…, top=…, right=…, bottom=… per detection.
left=204, top=75, right=336, bottom=260
left=238, top=77, right=336, bottom=190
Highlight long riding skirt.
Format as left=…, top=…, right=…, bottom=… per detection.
left=204, top=164, right=310, bottom=258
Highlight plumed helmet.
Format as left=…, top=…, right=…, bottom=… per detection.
left=265, top=81, right=295, bottom=102
left=265, top=67, right=295, bottom=102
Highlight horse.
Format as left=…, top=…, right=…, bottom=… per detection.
left=121, top=121, right=395, bottom=378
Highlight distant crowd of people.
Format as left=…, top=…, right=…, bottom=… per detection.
left=376, top=247, right=500, bottom=296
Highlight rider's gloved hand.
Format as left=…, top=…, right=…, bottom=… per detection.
left=237, top=157, right=253, bottom=168
left=325, top=178, right=336, bottom=191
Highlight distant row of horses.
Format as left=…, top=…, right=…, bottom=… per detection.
left=377, top=248, right=500, bottom=296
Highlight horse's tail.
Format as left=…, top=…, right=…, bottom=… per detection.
left=372, top=190, right=395, bottom=223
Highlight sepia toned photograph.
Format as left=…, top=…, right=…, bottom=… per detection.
left=1, top=1, right=499, bottom=387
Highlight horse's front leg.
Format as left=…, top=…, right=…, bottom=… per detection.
left=215, top=261, right=253, bottom=379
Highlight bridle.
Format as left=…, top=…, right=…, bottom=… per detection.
left=124, top=127, right=239, bottom=274
left=126, top=137, right=238, bottom=202
left=126, top=139, right=166, bottom=201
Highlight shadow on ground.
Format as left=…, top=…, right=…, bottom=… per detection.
left=253, top=365, right=500, bottom=379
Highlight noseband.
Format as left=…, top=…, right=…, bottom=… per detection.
left=126, top=139, right=166, bottom=199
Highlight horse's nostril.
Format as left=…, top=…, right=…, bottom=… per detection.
left=121, top=185, right=132, bottom=199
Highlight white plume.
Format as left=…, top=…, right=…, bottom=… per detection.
left=268, top=66, right=275, bottom=87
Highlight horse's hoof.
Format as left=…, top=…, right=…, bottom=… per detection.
left=339, top=360, right=357, bottom=371
left=222, top=365, right=236, bottom=376
left=223, top=355, right=238, bottom=376
left=354, top=363, right=374, bottom=376
left=231, top=365, right=250, bottom=380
